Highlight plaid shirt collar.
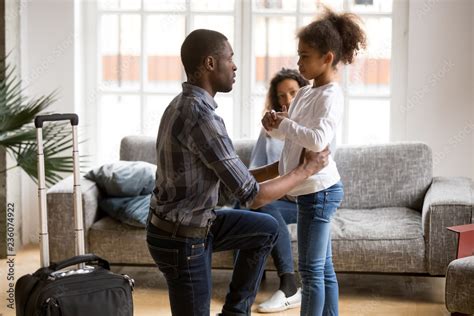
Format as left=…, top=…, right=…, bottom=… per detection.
left=182, top=82, right=218, bottom=111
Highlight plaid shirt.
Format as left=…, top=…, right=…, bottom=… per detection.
left=150, top=83, right=259, bottom=228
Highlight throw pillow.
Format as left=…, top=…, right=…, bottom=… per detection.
left=85, top=161, right=156, bottom=197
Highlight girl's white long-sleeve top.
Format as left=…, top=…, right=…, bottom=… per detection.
left=268, top=82, right=344, bottom=196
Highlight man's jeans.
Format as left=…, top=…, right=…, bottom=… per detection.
left=146, top=209, right=279, bottom=316
left=259, top=200, right=298, bottom=275
left=297, top=181, right=344, bottom=316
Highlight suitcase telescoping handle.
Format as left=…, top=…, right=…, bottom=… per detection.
left=35, top=113, right=84, bottom=268
left=34, top=113, right=79, bottom=128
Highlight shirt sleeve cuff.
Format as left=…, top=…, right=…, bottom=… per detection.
left=240, top=181, right=260, bottom=209
left=278, top=118, right=292, bottom=135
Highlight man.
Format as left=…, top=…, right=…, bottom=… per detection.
left=146, top=29, right=330, bottom=316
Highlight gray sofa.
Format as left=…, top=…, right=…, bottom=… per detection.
left=47, top=136, right=473, bottom=276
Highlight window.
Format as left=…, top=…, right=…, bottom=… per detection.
left=84, top=0, right=403, bottom=164
left=249, top=0, right=394, bottom=144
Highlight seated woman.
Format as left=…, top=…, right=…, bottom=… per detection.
left=250, top=68, right=309, bottom=313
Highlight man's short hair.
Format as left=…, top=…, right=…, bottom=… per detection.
left=180, top=29, right=228, bottom=77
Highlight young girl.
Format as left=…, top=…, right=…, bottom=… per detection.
left=262, top=8, right=366, bottom=316
left=250, top=69, right=309, bottom=313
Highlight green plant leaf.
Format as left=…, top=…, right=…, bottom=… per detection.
left=0, top=57, right=86, bottom=187
left=11, top=123, right=87, bottom=186
left=0, top=127, right=36, bottom=147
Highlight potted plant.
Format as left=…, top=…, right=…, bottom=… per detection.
left=0, top=58, right=77, bottom=186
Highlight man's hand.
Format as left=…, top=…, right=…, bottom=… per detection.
left=301, top=146, right=330, bottom=176
left=249, top=146, right=331, bottom=209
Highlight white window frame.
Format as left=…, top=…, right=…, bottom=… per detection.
left=81, top=0, right=408, bottom=164
left=242, top=0, right=408, bottom=143
left=82, top=0, right=244, bottom=163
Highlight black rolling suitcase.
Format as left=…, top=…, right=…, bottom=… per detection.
left=15, top=114, right=134, bottom=316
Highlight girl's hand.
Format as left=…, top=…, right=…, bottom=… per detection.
left=262, top=105, right=289, bottom=130
left=271, top=105, right=288, bottom=129
left=262, top=111, right=278, bottom=131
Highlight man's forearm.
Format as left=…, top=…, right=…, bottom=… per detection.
left=250, top=161, right=279, bottom=182
left=249, top=165, right=310, bottom=209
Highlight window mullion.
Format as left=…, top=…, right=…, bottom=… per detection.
left=184, top=0, right=191, bottom=82
left=88, top=1, right=100, bottom=163
left=240, top=0, right=252, bottom=138
left=296, top=0, right=301, bottom=27
left=389, top=0, right=408, bottom=142
left=140, top=0, right=145, bottom=135
left=341, top=0, right=350, bottom=144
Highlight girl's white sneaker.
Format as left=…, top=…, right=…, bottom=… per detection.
left=257, top=288, right=302, bottom=313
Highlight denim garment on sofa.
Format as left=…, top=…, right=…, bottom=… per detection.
left=99, top=194, right=150, bottom=227
left=85, top=160, right=155, bottom=227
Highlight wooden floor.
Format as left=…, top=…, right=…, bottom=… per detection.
left=1, top=244, right=451, bottom=316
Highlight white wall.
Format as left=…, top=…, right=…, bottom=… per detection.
left=20, top=0, right=76, bottom=244
left=5, top=0, right=23, bottom=249
left=405, top=0, right=474, bottom=179
left=472, top=0, right=474, bottom=176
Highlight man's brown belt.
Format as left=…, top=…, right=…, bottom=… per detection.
left=150, top=213, right=210, bottom=238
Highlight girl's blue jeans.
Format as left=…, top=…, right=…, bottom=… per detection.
left=297, top=181, right=344, bottom=316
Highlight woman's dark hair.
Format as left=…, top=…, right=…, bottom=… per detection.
left=298, top=7, right=367, bottom=66
left=264, top=68, right=309, bottom=113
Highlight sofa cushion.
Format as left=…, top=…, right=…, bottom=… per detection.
left=89, top=216, right=155, bottom=265
left=120, top=136, right=255, bottom=168
left=120, top=136, right=157, bottom=164
left=88, top=216, right=271, bottom=268
left=332, top=207, right=422, bottom=240
left=332, top=207, right=426, bottom=273
left=120, top=138, right=433, bottom=212
left=334, top=143, right=432, bottom=211
left=85, top=161, right=156, bottom=197
left=213, top=208, right=426, bottom=272
left=232, top=139, right=255, bottom=167
left=240, top=208, right=424, bottom=243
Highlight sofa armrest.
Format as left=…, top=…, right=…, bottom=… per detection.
left=47, top=176, right=102, bottom=263
left=445, top=256, right=474, bottom=314
left=422, top=176, right=473, bottom=275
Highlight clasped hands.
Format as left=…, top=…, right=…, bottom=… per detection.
left=260, top=105, right=330, bottom=175
left=261, top=105, right=288, bottom=131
